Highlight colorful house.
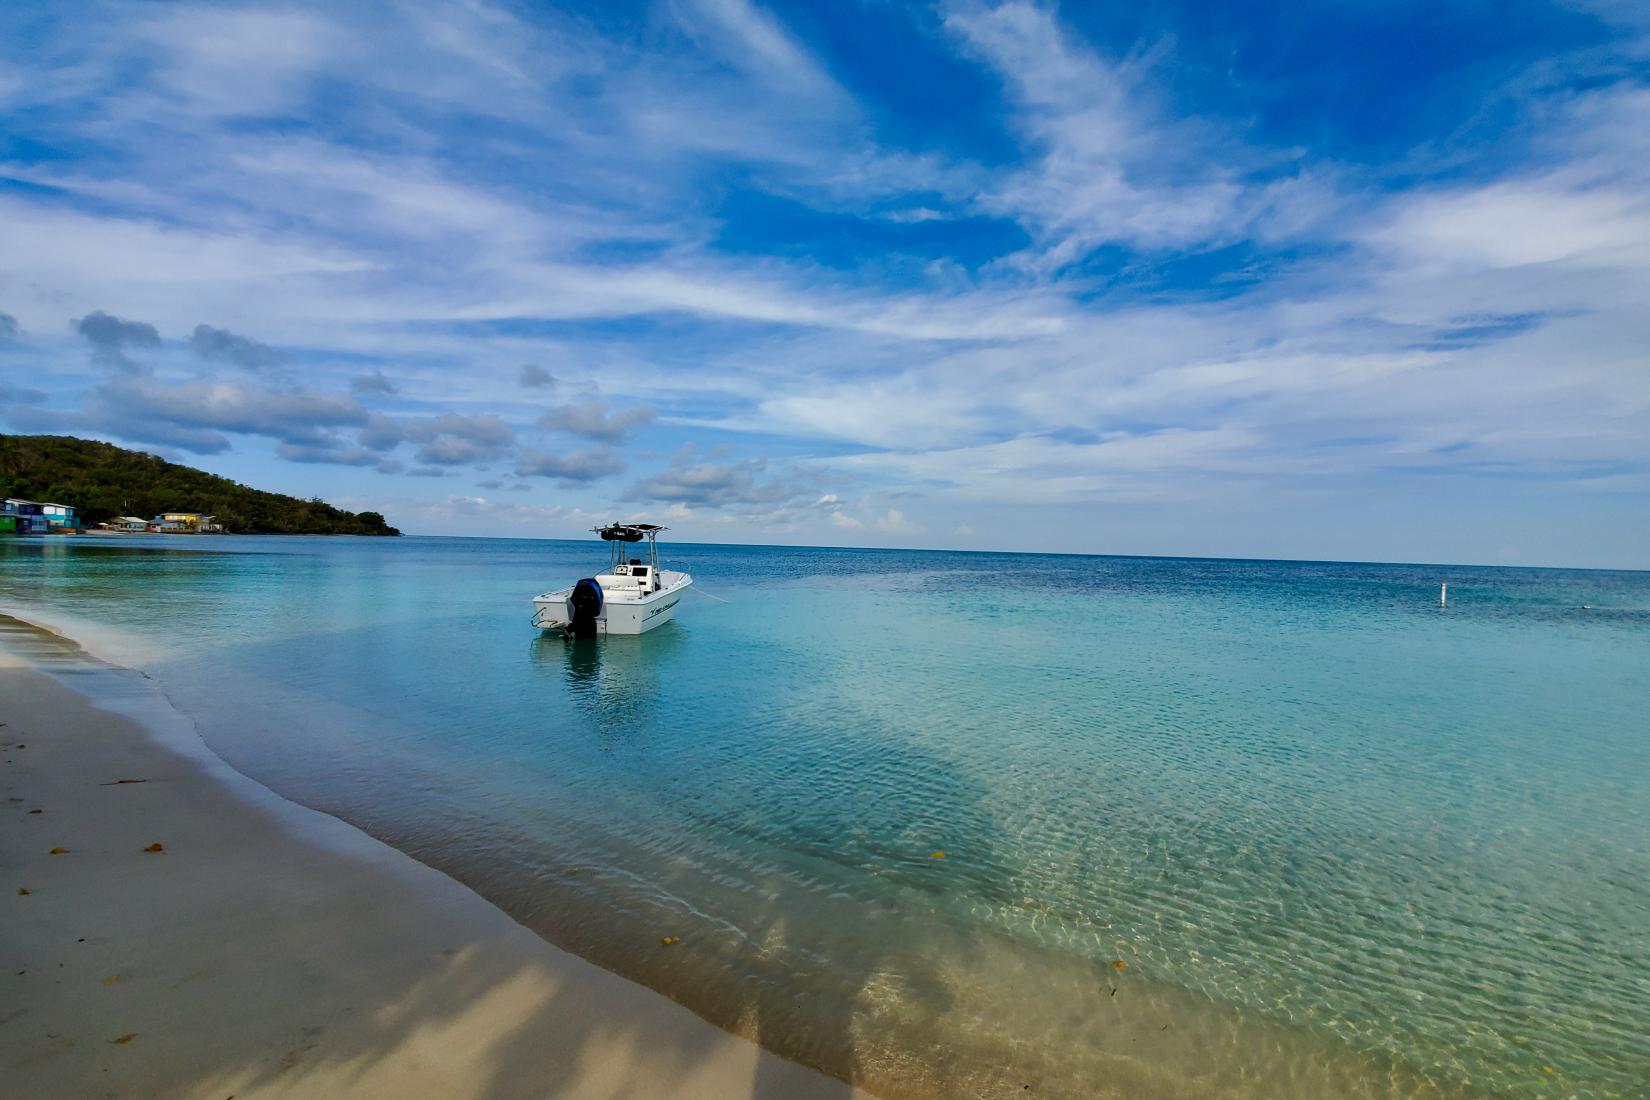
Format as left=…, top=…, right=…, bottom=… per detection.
left=40, top=503, right=78, bottom=530
left=3, top=498, right=52, bottom=534
left=152, top=512, right=217, bottom=532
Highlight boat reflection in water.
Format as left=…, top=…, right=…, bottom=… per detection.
left=531, top=628, right=687, bottom=743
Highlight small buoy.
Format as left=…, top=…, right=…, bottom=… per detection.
left=143, top=843, right=164, bottom=853
left=660, top=935, right=681, bottom=946
left=49, top=847, right=69, bottom=855
left=1112, top=960, right=1128, bottom=969
left=931, top=850, right=946, bottom=859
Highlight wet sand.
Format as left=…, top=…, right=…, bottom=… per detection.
left=0, top=634, right=869, bottom=1100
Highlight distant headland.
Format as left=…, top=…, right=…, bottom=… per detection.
left=0, top=434, right=400, bottom=536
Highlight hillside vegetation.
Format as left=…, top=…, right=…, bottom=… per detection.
left=0, top=434, right=401, bottom=536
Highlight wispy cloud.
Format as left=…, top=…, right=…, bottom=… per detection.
left=1, top=1, right=1645, bottom=563
left=942, top=1, right=1289, bottom=271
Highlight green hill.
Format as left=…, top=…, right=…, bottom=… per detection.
left=0, top=435, right=401, bottom=536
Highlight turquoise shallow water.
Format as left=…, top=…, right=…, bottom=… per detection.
left=3, top=536, right=1648, bottom=1098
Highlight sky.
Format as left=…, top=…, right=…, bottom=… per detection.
left=2, top=1, right=1648, bottom=567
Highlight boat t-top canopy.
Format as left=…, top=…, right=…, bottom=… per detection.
left=594, top=523, right=666, bottom=543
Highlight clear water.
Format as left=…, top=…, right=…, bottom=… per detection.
left=3, top=536, right=1647, bottom=1098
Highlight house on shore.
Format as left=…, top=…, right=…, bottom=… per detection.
left=152, top=512, right=222, bottom=533
left=3, top=498, right=78, bottom=534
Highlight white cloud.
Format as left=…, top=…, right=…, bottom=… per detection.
left=874, top=508, right=915, bottom=534
left=1367, top=179, right=1650, bottom=272
left=942, top=1, right=1276, bottom=268
left=136, top=6, right=343, bottom=118
left=1, top=1, right=1645, bottom=562
left=669, top=0, right=845, bottom=105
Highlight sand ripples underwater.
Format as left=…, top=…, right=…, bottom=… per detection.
left=4, top=538, right=1647, bottom=1098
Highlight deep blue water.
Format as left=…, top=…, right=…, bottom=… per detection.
left=3, top=536, right=1647, bottom=1098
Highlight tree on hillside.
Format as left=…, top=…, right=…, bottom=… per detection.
left=0, top=434, right=401, bottom=536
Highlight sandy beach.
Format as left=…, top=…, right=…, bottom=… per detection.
left=0, top=629, right=867, bottom=1100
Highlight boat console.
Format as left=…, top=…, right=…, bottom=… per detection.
left=605, top=559, right=659, bottom=594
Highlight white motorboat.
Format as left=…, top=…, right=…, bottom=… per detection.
left=532, top=523, right=692, bottom=637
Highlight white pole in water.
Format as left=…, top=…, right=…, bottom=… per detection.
left=1440, top=583, right=1448, bottom=607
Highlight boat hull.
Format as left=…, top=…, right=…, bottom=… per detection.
left=532, top=574, right=691, bottom=635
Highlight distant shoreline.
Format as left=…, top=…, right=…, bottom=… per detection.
left=37, top=529, right=400, bottom=538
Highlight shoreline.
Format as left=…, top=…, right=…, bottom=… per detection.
left=0, top=615, right=868, bottom=1099
left=0, top=610, right=1488, bottom=1100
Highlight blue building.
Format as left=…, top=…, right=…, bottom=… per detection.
left=2, top=498, right=78, bottom=534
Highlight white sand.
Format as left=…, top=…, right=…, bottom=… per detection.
left=1, top=642, right=869, bottom=1100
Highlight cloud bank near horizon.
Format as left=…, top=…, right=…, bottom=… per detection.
left=2, top=0, right=1647, bottom=566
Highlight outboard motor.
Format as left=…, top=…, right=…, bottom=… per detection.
left=567, top=577, right=603, bottom=638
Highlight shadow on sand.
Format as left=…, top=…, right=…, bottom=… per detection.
left=3, top=616, right=988, bottom=1099
left=4, top=613, right=1473, bottom=1100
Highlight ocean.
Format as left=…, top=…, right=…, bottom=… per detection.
left=3, top=535, right=1647, bottom=1098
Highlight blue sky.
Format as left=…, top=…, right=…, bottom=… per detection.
left=2, top=0, right=1647, bottom=566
